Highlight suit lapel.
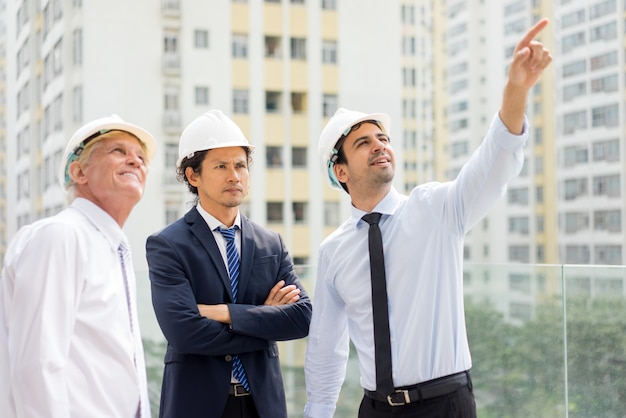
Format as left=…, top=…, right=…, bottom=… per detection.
left=186, top=207, right=235, bottom=302
left=238, top=216, right=255, bottom=301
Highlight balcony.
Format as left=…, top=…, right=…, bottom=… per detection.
left=137, top=264, right=626, bottom=417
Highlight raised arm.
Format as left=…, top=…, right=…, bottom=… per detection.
left=500, top=18, right=552, bottom=134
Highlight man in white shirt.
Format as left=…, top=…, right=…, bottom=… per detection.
left=0, top=115, right=156, bottom=418
left=305, top=19, right=552, bottom=418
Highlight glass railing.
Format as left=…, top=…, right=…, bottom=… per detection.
left=137, top=264, right=626, bottom=418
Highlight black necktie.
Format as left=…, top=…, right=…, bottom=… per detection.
left=362, top=212, right=394, bottom=396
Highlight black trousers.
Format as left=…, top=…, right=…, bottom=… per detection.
left=358, top=385, right=477, bottom=418
left=220, top=395, right=259, bottom=418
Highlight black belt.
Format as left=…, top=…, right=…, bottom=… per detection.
left=229, top=383, right=251, bottom=397
left=364, top=371, right=470, bottom=407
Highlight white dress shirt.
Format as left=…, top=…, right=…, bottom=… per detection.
left=304, top=114, right=527, bottom=418
left=0, top=198, right=150, bottom=418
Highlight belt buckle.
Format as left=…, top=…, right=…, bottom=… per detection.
left=232, top=384, right=250, bottom=397
left=387, top=389, right=410, bottom=406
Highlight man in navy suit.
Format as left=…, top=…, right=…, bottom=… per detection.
left=146, top=110, right=312, bottom=418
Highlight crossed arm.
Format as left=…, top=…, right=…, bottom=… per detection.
left=197, top=280, right=301, bottom=324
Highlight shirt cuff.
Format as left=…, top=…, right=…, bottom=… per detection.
left=304, top=402, right=336, bottom=418
left=492, top=112, right=529, bottom=153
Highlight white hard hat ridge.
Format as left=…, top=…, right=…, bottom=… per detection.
left=177, top=109, right=254, bottom=168
left=59, top=114, right=157, bottom=189
left=318, top=107, right=391, bottom=191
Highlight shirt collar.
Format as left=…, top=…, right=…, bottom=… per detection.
left=350, top=186, right=402, bottom=227
left=71, top=197, right=126, bottom=250
left=196, top=203, right=242, bottom=231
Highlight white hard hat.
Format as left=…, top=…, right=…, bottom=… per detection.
left=177, top=110, right=254, bottom=168
left=318, top=107, right=391, bottom=190
left=59, top=114, right=157, bottom=189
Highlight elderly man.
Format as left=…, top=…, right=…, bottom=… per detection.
left=0, top=115, right=156, bottom=417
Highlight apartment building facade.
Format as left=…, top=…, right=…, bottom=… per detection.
left=2, top=0, right=624, bottom=269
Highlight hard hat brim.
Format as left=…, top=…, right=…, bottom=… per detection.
left=175, top=142, right=255, bottom=168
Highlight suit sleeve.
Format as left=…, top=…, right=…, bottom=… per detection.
left=146, top=233, right=270, bottom=356
left=228, top=234, right=312, bottom=342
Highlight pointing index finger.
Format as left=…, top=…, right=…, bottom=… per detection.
left=517, top=18, right=549, bottom=51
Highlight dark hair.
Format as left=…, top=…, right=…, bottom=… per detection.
left=176, top=146, right=253, bottom=196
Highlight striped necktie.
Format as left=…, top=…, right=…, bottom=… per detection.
left=216, top=226, right=250, bottom=392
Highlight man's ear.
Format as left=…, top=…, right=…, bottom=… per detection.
left=334, top=162, right=348, bottom=184
left=185, top=166, right=199, bottom=187
left=68, top=161, right=88, bottom=185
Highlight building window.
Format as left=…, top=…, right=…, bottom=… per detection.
left=321, top=0, right=336, bottom=10
left=594, top=209, right=621, bottom=232
left=402, top=36, right=416, bottom=56
left=266, top=91, right=281, bottom=113
left=232, top=33, right=248, bottom=58
left=165, top=143, right=178, bottom=168
left=592, top=138, right=619, bottom=162
left=292, top=147, right=307, bottom=168
left=267, top=202, right=283, bottom=223
left=323, top=94, right=338, bottom=117
left=164, top=33, right=178, bottom=53
left=194, top=29, right=209, bottom=48
left=508, top=245, right=530, bottom=263
left=72, top=29, right=82, bottom=65
left=449, top=79, right=468, bottom=94
left=563, top=145, right=588, bottom=167
left=291, top=92, right=306, bottom=113
left=233, top=89, right=249, bottom=114
left=402, top=67, right=416, bottom=87
left=561, top=8, right=585, bottom=29
left=163, top=87, right=181, bottom=129
left=593, top=174, right=621, bottom=197
left=590, top=50, right=617, bottom=70
left=562, top=212, right=589, bottom=234
left=590, top=21, right=617, bottom=42
left=563, top=110, right=587, bottom=134
left=291, top=38, right=306, bottom=60
left=165, top=202, right=179, bottom=225
left=508, top=187, right=529, bottom=205
left=562, top=59, right=586, bottom=77
left=565, top=245, right=590, bottom=264
left=265, top=36, right=282, bottom=58
left=534, top=127, right=543, bottom=144
left=401, top=4, right=414, bottom=24
left=293, top=202, right=308, bottom=223
left=561, top=31, right=585, bottom=53
left=591, top=104, right=619, bottom=128
left=536, top=215, right=544, bottom=233
left=563, top=81, right=586, bottom=101
left=594, top=245, right=622, bottom=265
left=589, top=0, right=617, bottom=19
left=266, top=146, right=283, bottom=168
left=195, top=86, right=210, bottom=105
left=590, top=74, right=618, bottom=93
left=563, top=178, right=588, bottom=201
left=536, top=185, right=544, bottom=204
left=72, top=86, right=82, bottom=123
left=322, top=40, right=337, bottom=64
left=508, top=216, right=530, bottom=235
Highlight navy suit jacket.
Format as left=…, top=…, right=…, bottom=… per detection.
left=146, top=207, right=312, bottom=418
